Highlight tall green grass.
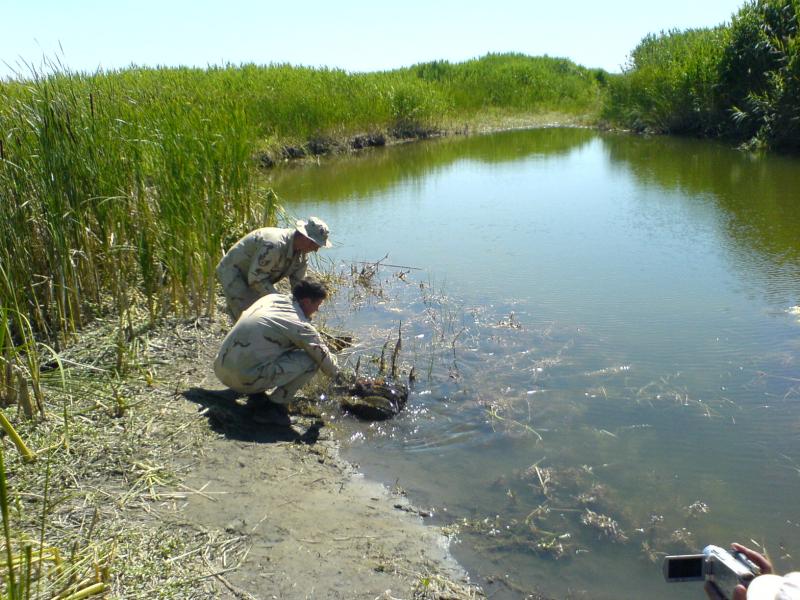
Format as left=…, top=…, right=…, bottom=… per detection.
left=602, top=0, right=800, bottom=151
left=411, top=53, right=604, bottom=116
left=0, top=69, right=267, bottom=422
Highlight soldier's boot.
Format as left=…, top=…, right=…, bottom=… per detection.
left=247, top=392, right=290, bottom=425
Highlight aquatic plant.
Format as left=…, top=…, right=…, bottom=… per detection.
left=0, top=66, right=262, bottom=378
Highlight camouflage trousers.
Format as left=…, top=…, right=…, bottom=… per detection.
left=218, top=269, right=261, bottom=321
left=213, top=349, right=319, bottom=404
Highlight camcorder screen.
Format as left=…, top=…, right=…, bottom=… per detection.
left=667, top=557, right=704, bottom=579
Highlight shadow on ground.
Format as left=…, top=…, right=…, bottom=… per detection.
left=181, top=387, right=321, bottom=444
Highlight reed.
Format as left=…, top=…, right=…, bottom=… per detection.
left=718, top=0, right=800, bottom=150
left=1, top=66, right=259, bottom=354
left=411, top=52, right=605, bottom=116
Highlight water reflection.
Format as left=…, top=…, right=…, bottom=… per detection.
left=266, top=127, right=597, bottom=203
left=279, top=129, right=800, bottom=600
left=604, top=134, right=800, bottom=299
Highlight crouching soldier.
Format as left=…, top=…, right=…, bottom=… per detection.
left=216, top=217, right=332, bottom=321
left=213, top=278, right=338, bottom=416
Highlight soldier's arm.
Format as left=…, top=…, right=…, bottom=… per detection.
left=248, top=243, right=279, bottom=295
left=286, top=322, right=338, bottom=377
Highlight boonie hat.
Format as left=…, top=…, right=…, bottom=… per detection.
left=748, top=573, right=800, bottom=600
left=296, top=217, right=332, bottom=248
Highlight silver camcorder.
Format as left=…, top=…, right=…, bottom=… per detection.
left=663, top=545, right=761, bottom=599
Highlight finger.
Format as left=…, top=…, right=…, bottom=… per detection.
left=733, top=584, right=747, bottom=600
left=731, top=543, right=773, bottom=574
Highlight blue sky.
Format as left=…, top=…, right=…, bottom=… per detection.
left=2, top=0, right=746, bottom=79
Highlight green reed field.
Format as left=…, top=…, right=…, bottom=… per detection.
left=602, top=0, right=800, bottom=152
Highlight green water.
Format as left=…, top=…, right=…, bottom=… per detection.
left=269, top=129, right=800, bottom=599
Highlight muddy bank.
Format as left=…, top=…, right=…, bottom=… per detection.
left=256, top=111, right=595, bottom=168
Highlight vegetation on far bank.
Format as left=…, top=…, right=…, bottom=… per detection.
left=601, top=0, right=800, bottom=152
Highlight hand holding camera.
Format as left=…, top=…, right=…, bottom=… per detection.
left=707, top=544, right=773, bottom=600
left=664, top=543, right=772, bottom=600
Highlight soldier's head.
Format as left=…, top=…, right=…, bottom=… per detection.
left=293, top=278, right=329, bottom=318
left=294, top=217, right=332, bottom=254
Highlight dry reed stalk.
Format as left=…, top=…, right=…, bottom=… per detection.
left=390, top=322, right=402, bottom=379
left=0, top=408, right=35, bottom=462
left=58, top=581, right=107, bottom=600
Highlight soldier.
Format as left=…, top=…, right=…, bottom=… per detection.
left=216, top=217, right=332, bottom=320
left=213, top=278, right=338, bottom=416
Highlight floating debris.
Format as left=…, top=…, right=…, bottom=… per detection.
left=519, top=464, right=597, bottom=504
left=497, top=312, right=522, bottom=329
left=534, top=536, right=571, bottom=560
left=584, top=365, right=631, bottom=377
left=640, top=540, right=665, bottom=564
left=576, top=484, right=607, bottom=507
left=669, top=527, right=695, bottom=550
left=319, top=328, right=355, bottom=352
left=580, top=509, right=628, bottom=543
left=684, top=501, right=710, bottom=518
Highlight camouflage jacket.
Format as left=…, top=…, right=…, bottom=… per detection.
left=216, top=227, right=308, bottom=295
left=214, top=293, right=338, bottom=384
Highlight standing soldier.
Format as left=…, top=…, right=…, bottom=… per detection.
left=213, top=278, right=338, bottom=416
left=216, top=217, right=332, bottom=320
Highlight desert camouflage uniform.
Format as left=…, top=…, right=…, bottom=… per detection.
left=216, top=227, right=308, bottom=320
left=213, top=293, right=338, bottom=403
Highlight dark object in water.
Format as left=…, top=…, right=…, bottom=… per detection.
left=339, top=377, right=409, bottom=421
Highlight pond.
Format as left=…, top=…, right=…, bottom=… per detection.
left=267, top=128, right=800, bottom=600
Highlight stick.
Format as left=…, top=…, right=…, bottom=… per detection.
left=350, top=261, right=422, bottom=271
